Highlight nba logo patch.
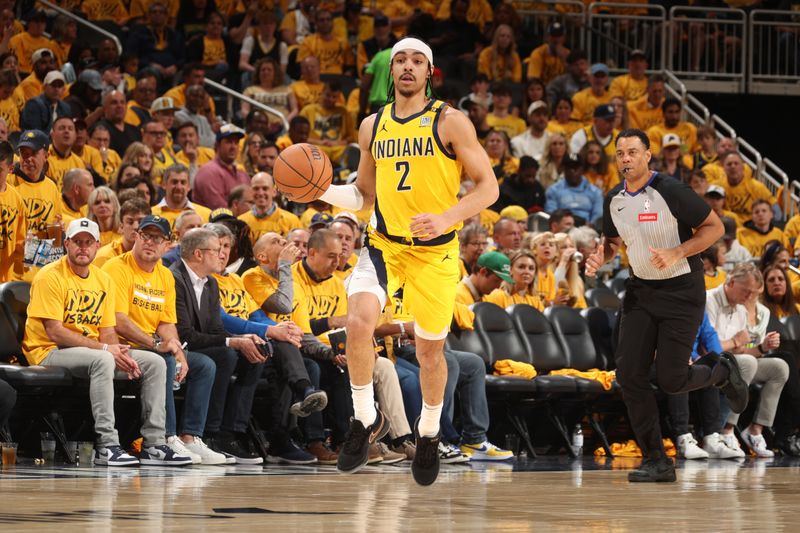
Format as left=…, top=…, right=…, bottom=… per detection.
left=420, top=117, right=431, bottom=127
left=643, top=199, right=651, bottom=211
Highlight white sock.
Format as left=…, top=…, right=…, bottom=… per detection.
left=418, top=401, right=442, bottom=438
left=351, top=381, right=377, bottom=426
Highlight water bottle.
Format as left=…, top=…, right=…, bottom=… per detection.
left=173, top=362, right=182, bottom=391
left=572, top=424, right=584, bottom=456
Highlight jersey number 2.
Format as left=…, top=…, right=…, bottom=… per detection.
left=395, top=161, right=411, bottom=191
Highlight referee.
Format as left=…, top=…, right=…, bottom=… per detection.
left=585, top=129, right=748, bottom=482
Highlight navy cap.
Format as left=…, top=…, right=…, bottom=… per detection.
left=17, top=130, right=49, bottom=152
left=593, top=104, right=616, bottom=120
left=216, top=123, right=246, bottom=143
left=138, top=215, right=172, bottom=237
left=548, top=22, right=564, bottom=36
left=310, top=212, right=333, bottom=229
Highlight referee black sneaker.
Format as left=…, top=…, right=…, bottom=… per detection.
left=628, top=457, right=676, bottom=483
left=411, top=418, right=441, bottom=486
left=337, top=408, right=390, bottom=474
left=717, top=351, right=749, bottom=414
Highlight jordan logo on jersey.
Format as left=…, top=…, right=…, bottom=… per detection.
left=380, top=122, right=388, bottom=133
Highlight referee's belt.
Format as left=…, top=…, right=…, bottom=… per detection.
left=377, top=230, right=456, bottom=247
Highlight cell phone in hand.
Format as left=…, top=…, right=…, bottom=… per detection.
left=328, top=328, right=347, bottom=356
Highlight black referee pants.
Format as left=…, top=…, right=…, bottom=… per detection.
left=616, top=271, right=727, bottom=459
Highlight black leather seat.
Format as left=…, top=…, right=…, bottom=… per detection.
left=581, top=307, right=618, bottom=371
left=585, top=287, right=621, bottom=310
left=779, top=314, right=800, bottom=340
left=507, top=304, right=577, bottom=394
left=606, top=277, right=627, bottom=295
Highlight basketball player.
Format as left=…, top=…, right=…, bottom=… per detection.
left=585, top=129, right=749, bottom=482
left=316, top=38, right=498, bottom=485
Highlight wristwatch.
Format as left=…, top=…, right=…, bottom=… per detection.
left=152, top=333, right=163, bottom=351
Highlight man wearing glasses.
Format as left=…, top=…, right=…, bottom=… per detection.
left=141, top=120, right=178, bottom=183
left=102, top=215, right=225, bottom=464
left=170, top=227, right=269, bottom=463
left=458, top=224, right=489, bottom=278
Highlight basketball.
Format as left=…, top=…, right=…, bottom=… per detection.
left=273, top=143, right=333, bottom=203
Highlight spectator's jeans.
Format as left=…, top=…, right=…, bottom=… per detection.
left=395, top=357, right=422, bottom=432
left=259, top=342, right=315, bottom=447
left=316, top=359, right=353, bottom=445
left=727, top=354, right=789, bottom=427
left=301, top=357, right=325, bottom=442
left=373, top=356, right=412, bottom=440
left=445, top=350, right=491, bottom=445
left=42, top=347, right=167, bottom=447
left=163, top=351, right=216, bottom=437
left=197, top=346, right=264, bottom=434
left=668, top=386, right=722, bottom=438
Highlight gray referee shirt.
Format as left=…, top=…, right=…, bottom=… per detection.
left=603, top=172, right=711, bottom=280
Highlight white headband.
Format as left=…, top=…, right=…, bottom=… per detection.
left=391, top=38, right=434, bottom=68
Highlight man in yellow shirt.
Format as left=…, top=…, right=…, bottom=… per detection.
left=95, top=197, right=151, bottom=267
left=164, top=63, right=216, bottom=117
left=570, top=63, right=612, bottom=125
left=9, top=10, right=54, bottom=75
left=14, top=47, right=55, bottom=103
left=60, top=168, right=93, bottom=227
left=647, top=98, right=699, bottom=157
left=290, top=57, right=327, bottom=110
left=46, top=116, right=86, bottom=191
left=627, top=74, right=666, bottom=131
left=242, top=232, right=305, bottom=322
left=609, top=49, right=649, bottom=102
left=23, top=217, right=185, bottom=466
left=526, top=22, right=569, bottom=85
left=300, top=81, right=356, bottom=164
left=298, top=9, right=355, bottom=76
left=702, top=137, right=754, bottom=187
left=152, top=164, right=211, bottom=229
left=736, top=199, right=789, bottom=257
left=0, top=141, right=26, bottom=281
left=455, top=251, right=511, bottom=305
left=486, top=84, right=526, bottom=139
left=721, top=152, right=776, bottom=224
left=173, top=121, right=214, bottom=182
left=238, top=172, right=302, bottom=244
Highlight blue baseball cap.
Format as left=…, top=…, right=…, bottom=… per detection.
left=17, top=130, right=50, bottom=152
left=138, top=215, right=172, bottom=237
left=590, top=63, right=609, bottom=76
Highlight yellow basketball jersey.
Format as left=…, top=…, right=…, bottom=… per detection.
left=370, top=99, right=463, bottom=243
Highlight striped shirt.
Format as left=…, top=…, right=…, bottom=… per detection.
left=603, top=172, right=711, bottom=281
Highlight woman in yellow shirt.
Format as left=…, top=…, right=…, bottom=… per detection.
left=546, top=97, right=583, bottom=139
left=553, top=232, right=587, bottom=308
left=581, top=140, right=619, bottom=194
left=762, top=265, right=800, bottom=319
left=484, top=130, right=519, bottom=183
left=701, top=241, right=727, bottom=290
left=485, top=250, right=545, bottom=311
left=477, top=24, right=522, bottom=82
left=524, top=231, right=559, bottom=306
left=88, top=186, right=120, bottom=246
left=537, top=132, right=567, bottom=189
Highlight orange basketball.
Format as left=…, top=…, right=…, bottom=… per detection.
left=273, top=143, right=334, bottom=203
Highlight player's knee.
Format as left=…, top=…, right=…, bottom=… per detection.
left=345, top=313, right=375, bottom=340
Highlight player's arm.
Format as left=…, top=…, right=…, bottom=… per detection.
left=412, top=108, right=498, bottom=238
left=318, top=114, right=376, bottom=211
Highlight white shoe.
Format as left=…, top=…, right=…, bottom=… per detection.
left=167, top=436, right=201, bottom=464
left=677, top=433, right=709, bottom=459
left=703, top=433, right=744, bottom=459
left=741, top=428, right=775, bottom=458
left=183, top=436, right=228, bottom=465
left=718, top=432, right=747, bottom=458
left=438, top=442, right=470, bottom=464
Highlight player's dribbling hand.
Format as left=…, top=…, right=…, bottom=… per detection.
left=410, top=213, right=451, bottom=241
left=584, top=243, right=605, bottom=277
left=648, top=246, right=682, bottom=270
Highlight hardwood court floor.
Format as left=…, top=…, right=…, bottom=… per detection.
left=0, top=456, right=798, bottom=531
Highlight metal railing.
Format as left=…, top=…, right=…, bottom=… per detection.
left=202, top=79, right=289, bottom=133
left=667, top=6, right=747, bottom=93
left=516, top=0, right=587, bottom=52
left=38, top=0, right=122, bottom=56
left=748, top=10, right=800, bottom=95
left=586, top=2, right=667, bottom=73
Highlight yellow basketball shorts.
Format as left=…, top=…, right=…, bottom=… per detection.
left=346, top=231, right=460, bottom=340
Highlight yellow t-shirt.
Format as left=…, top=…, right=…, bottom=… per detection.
left=647, top=122, right=699, bottom=157
left=297, top=34, right=353, bottom=75
left=608, top=74, right=648, bottom=102
left=371, top=99, right=462, bottom=239
left=175, top=147, right=215, bottom=169
left=477, top=48, right=522, bottom=82
left=46, top=147, right=86, bottom=192
left=535, top=268, right=557, bottom=305
left=455, top=280, right=479, bottom=306
left=704, top=267, right=726, bottom=290
left=0, top=184, right=26, bottom=282
left=82, top=0, right=130, bottom=25
left=75, top=145, right=105, bottom=177
left=7, top=174, right=62, bottom=236
left=15, top=73, right=44, bottom=103
left=585, top=168, right=620, bottom=195
left=784, top=214, right=800, bottom=251
left=290, top=80, right=327, bottom=109
left=488, top=156, right=520, bottom=181
left=703, top=161, right=754, bottom=188
left=627, top=96, right=663, bottom=131
left=484, top=288, right=545, bottom=311
left=332, top=15, right=374, bottom=44
left=102, top=252, right=177, bottom=343
left=93, top=149, right=122, bottom=185
left=480, top=208, right=501, bottom=236
left=722, top=179, right=775, bottom=224
left=526, top=44, right=568, bottom=86
left=124, top=101, right=150, bottom=128
left=571, top=88, right=612, bottom=125
left=151, top=201, right=212, bottom=230
left=164, top=84, right=216, bottom=116
left=487, top=113, right=527, bottom=139
left=9, top=32, right=55, bottom=74
left=94, top=238, right=127, bottom=268
left=202, top=37, right=226, bottom=65
left=238, top=207, right=302, bottom=244
left=60, top=202, right=87, bottom=229
left=214, top=272, right=261, bottom=320
left=300, top=103, right=356, bottom=162
left=547, top=118, right=582, bottom=139
left=293, top=260, right=347, bottom=345
left=23, top=257, right=116, bottom=365
left=383, top=0, right=437, bottom=36
left=241, top=265, right=312, bottom=331
left=437, top=0, right=493, bottom=31
left=151, top=148, right=179, bottom=185
left=0, top=95, right=21, bottom=132
left=736, top=226, right=789, bottom=257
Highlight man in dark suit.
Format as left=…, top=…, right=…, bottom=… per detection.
left=170, top=227, right=267, bottom=464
